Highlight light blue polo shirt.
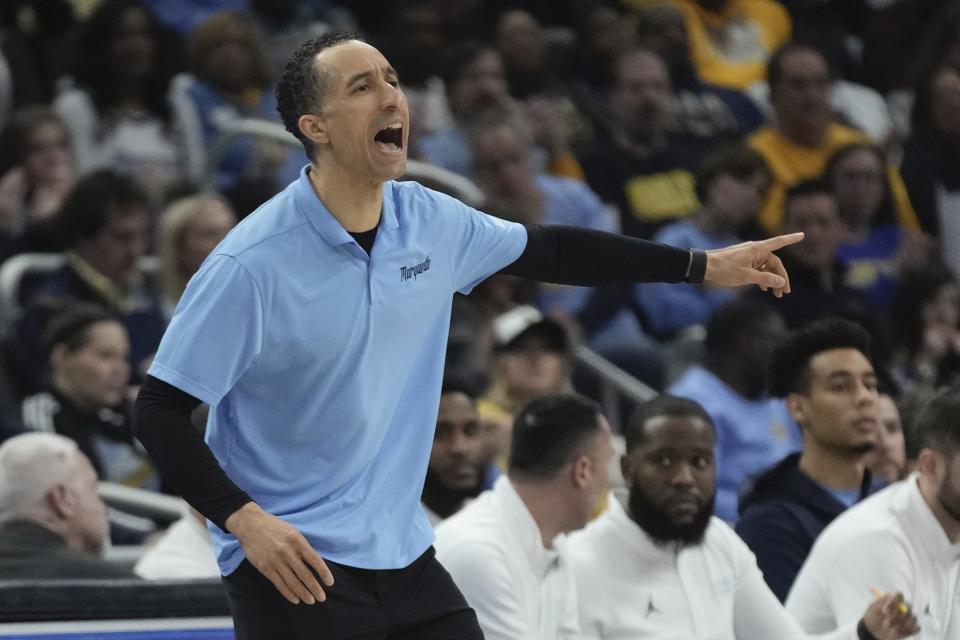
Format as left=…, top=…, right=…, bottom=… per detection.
left=148, top=166, right=527, bottom=574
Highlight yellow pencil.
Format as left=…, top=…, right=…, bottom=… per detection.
left=870, top=587, right=910, bottom=614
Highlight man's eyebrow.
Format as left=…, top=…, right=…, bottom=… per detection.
left=345, top=67, right=399, bottom=86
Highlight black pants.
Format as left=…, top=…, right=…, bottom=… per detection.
left=222, top=546, right=484, bottom=640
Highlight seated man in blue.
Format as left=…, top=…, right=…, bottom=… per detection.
left=669, top=299, right=800, bottom=522
left=635, top=144, right=771, bottom=338
left=133, top=33, right=802, bottom=639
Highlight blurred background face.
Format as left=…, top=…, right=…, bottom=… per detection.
left=430, top=391, right=483, bottom=491
left=867, top=394, right=907, bottom=482
left=582, top=6, right=635, bottom=60
left=737, top=314, right=788, bottom=398
left=470, top=123, right=541, bottom=217
left=67, top=452, right=111, bottom=555
left=922, top=282, right=960, bottom=333
left=202, top=21, right=261, bottom=93
left=931, top=67, right=960, bottom=137
left=177, top=198, right=235, bottom=279
left=496, top=10, right=545, bottom=74
left=613, top=51, right=673, bottom=139
left=24, top=120, right=72, bottom=187
left=79, top=206, right=150, bottom=284
left=707, top=171, right=769, bottom=227
left=54, top=320, right=130, bottom=410
left=831, top=148, right=885, bottom=230
left=782, top=193, right=844, bottom=270
left=624, top=414, right=715, bottom=544
left=793, top=348, right=879, bottom=455
left=496, top=334, right=568, bottom=399
left=449, top=50, right=508, bottom=119
left=770, top=49, right=831, bottom=134
left=111, top=7, right=155, bottom=80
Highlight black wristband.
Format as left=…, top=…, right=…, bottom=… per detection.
left=684, top=249, right=707, bottom=284
left=857, top=618, right=878, bottom=640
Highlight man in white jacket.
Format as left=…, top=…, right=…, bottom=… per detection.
left=788, top=384, right=960, bottom=639
left=435, top=393, right=614, bottom=640
left=567, top=394, right=918, bottom=640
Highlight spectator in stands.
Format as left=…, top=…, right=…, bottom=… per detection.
left=889, top=261, right=960, bottom=398
left=417, top=42, right=510, bottom=177
left=634, top=145, right=770, bottom=337
left=435, top=393, right=614, bottom=639
left=422, top=378, right=486, bottom=526
left=0, top=106, right=73, bottom=257
left=787, top=383, right=960, bottom=638
left=754, top=179, right=869, bottom=329
left=156, top=192, right=236, bottom=314
left=478, top=306, right=574, bottom=467
left=578, top=48, right=707, bottom=238
left=635, top=2, right=765, bottom=145
left=568, top=4, right=636, bottom=98
left=135, top=507, right=219, bottom=579
left=567, top=394, right=917, bottom=639
left=467, top=106, right=612, bottom=312
left=0, top=432, right=133, bottom=578
left=827, top=143, right=927, bottom=311
left=668, top=299, right=799, bottom=522
left=748, top=43, right=914, bottom=233
left=658, top=0, right=792, bottom=91
left=900, top=64, right=960, bottom=275
left=11, top=170, right=166, bottom=397
left=53, top=0, right=184, bottom=204
left=737, top=318, right=886, bottom=601
left=170, top=11, right=283, bottom=192
left=21, top=303, right=155, bottom=489
left=866, top=391, right=908, bottom=483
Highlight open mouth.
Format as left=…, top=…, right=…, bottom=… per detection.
left=374, top=123, right=404, bottom=153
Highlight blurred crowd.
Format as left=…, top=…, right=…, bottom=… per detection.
left=0, top=0, right=958, bottom=636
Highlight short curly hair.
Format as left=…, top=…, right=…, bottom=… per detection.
left=768, top=318, right=872, bottom=397
left=276, top=32, right=361, bottom=159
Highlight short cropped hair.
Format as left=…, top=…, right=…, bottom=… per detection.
left=705, top=298, right=782, bottom=359
left=509, top=393, right=602, bottom=481
left=626, top=395, right=715, bottom=453
left=769, top=318, right=872, bottom=397
left=58, top=170, right=148, bottom=247
left=912, top=384, right=960, bottom=455
left=276, top=32, right=361, bottom=158
left=767, top=41, right=827, bottom=91
left=694, top=144, right=771, bottom=204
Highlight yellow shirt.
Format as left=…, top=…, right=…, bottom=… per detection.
left=673, top=0, right=791, bottom=90
left=748, top=123, right=919, bottom=232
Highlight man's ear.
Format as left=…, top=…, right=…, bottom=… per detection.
left=571, top=455, right=590, bottom=488
left=786, top=393, right=806, bottom=426
left=299, top=113, right=329, bottom=146
left=916, top=448, right=943, bottom=482
left=47, top=484, right=75, bottom=520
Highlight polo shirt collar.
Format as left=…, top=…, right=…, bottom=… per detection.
left=494, top=476, right=560, bottom=578
left=904, top=475, right=960, bottom=563
left=292, top=165, right=401, bottom=247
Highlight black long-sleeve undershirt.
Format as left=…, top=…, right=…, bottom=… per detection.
left=133, top=224, right=707, bottom=530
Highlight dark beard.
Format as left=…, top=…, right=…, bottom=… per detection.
left=422, top=467, right=482, bottom=519
left=627, top=481, right=714, bottom=546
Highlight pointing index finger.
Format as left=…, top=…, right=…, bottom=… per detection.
left=758, top=232, right=804, bottom=252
